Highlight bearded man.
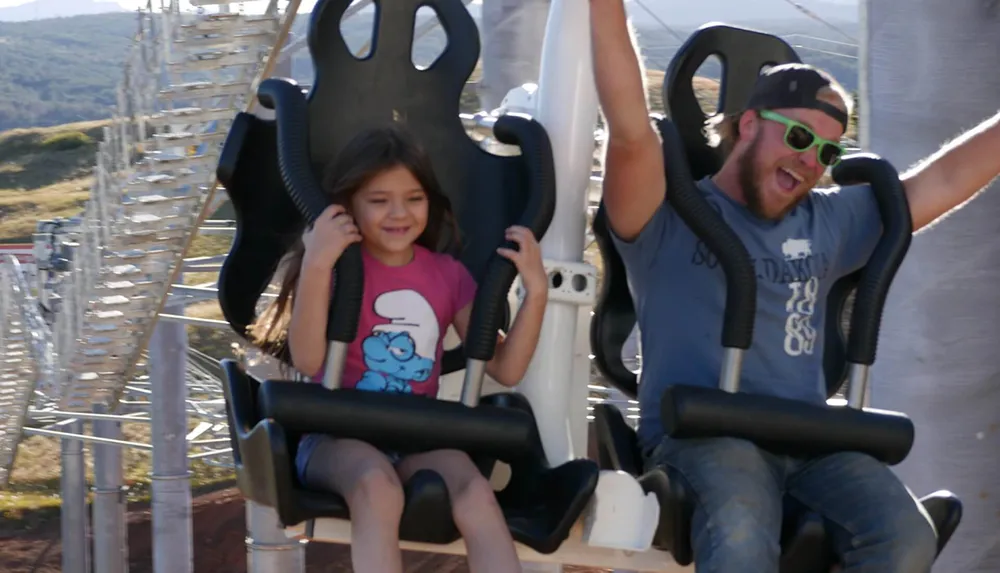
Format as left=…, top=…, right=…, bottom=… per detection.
left=589, top=0, right=1000, bottom=571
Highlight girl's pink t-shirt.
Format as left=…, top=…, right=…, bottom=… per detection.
left=311, top=245, right=477, bottom=398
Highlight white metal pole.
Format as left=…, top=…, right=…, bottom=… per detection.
left=480, top=0, right=551, bottom=110
left=245, top=348, right=307, bottom=572
left=865, top=0, right=1000, bottom=570
left=150, top=296, right=193, bottom=573
left=60, top=420, right=90, bottom=573
left=519, top=0, right=599, bottom=469
left=857, top=0, right=870, bottom=150
left=246, top=502, right=307, bottom=572
left=91, top=403, right=128, bottom=573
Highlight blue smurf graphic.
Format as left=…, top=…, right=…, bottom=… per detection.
left=355, top=289, right=439, bottom=394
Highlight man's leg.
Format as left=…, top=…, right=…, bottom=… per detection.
left=786, top=452, right=937, bottom=573
left=646, top=437, right=784, bottom=573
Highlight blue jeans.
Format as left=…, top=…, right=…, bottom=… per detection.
left=645, top=437, right=937, bottom=573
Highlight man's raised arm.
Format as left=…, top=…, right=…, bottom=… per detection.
left=591, top=0, right=666, bottom=242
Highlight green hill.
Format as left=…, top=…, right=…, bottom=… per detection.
left=0, top=13, right=136, bottom=131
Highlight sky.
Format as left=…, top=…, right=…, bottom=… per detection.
left=0, top=0, right=482, bottom=11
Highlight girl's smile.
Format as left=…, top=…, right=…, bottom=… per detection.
left=350, top=164, right=430, bottom=266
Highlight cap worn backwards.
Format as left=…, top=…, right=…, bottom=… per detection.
left=745, top=63, right=849, bottom=130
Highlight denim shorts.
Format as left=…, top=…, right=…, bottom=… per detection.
left=295, top=433, right=403, bottom=485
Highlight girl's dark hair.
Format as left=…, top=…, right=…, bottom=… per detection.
left=247, top=122, right=461, bottom=358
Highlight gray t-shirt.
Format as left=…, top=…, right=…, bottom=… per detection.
left=611, top=177, right=882, bottom=452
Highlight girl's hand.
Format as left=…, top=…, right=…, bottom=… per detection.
left=301, top=204, right=362, bottom=270
left=497, top=225, right=548, bottom=298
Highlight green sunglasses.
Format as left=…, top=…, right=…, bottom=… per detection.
left=759, top=110, right=845, bottom=167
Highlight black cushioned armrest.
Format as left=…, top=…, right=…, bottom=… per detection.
left=258, top=381, right=543, bottom=463
left=661, top=385, right=914, bottom=465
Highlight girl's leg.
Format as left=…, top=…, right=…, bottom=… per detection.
left=300, top=436, right=405, bottom=573
left=396, top=449, right=521, bottom=573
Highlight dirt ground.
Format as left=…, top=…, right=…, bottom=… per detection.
left=0, top=486, right=611, bottom=573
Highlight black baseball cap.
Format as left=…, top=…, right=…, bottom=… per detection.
left=745, top=63, right=849, bottom=131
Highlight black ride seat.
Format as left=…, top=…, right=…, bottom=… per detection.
left=589, top=23, right=962, bottom=570
left=215, top=0, right=598, bottom=554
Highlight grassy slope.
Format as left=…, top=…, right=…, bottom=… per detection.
left=0, top=13, right=136, bottom=132
left=0, top=120, right=108, bottom=242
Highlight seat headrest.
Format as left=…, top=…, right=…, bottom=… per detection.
left=664, top=23, right=800, bottom=178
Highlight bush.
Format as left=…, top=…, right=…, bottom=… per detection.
left=39, top=131, right=92, bottom=151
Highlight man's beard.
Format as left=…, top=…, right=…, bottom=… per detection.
left=736, top=136, right=807, bottom=221
left=737, top=135, right=765, bottom=218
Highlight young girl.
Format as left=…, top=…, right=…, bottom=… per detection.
left=249, top=123, right=549, bottom=573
